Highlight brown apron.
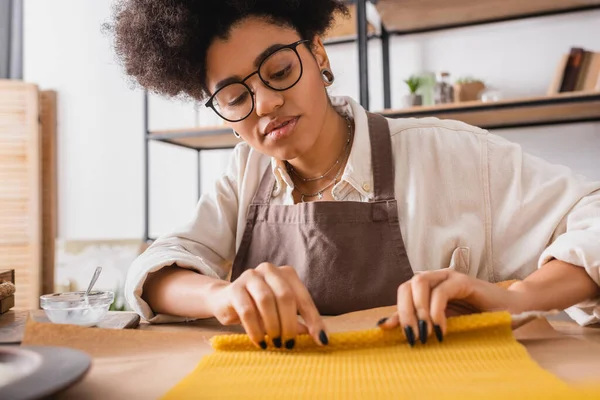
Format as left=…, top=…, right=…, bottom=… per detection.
left=231, top=112, right=414, bottom=315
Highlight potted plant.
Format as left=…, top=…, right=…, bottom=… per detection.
left=403, top=75, right=423, bottom=106
left=453, top=77, right=486, bottom=102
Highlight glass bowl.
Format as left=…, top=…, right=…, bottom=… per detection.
left=40, top=291, right=114, bottom=327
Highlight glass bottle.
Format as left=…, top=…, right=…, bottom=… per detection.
left=418, top=72, right=436, bottom=106
left=434, top=72, right=454, bottom=104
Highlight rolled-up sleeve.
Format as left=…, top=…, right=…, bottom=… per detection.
left=486, top=133, right=600, bottom=325
left=538, top=188, right=600, bottom=325
left=125, top=143, right=248, bottom=323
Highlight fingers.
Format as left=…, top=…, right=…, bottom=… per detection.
left=411, top=275, right=433, bottom=344
left=411, top=272, right=450, bottom=344
left=260, top=265, right=298, bottom=349
left=396, top=282, right=417, bottom=346
left=430, top=279, right=469, bottom=336
left=279, top=266, right=329, bottom=347
left=377, top=312, right=398, bottom=329
left=245, top=272, right=282, bottom=347
left=296, top=321, right=310, bottom=335
left=229, top=264, right=326, bottom=350
left=230, top=285, right=267, bottom=349
left=381, top=270, right=454, bottom=346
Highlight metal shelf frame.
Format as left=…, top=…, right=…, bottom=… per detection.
left=143, top=1, right=600, bottom=242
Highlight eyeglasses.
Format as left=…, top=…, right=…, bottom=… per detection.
left=205, top=40, right=309, bottom=122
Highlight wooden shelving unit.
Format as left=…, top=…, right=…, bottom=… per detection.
left=147, top=92, right=600, bottom=151
left=369, top=0, right=600, bottom=109
left=376, top=0, right=600, bottom=34
left=142, top=1, right=600, bottom=241
left=148, top=126, right=239, bottom=150
left=323, top=3, right=378, bottom=45
left=380, top=91, right=600, bottom=130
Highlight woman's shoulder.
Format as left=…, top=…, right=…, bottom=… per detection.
left=229, top=141, right=272, bottom=182
left=382, top=116, right=490, bottom=163
left=385, top=115, right=489, bottom=139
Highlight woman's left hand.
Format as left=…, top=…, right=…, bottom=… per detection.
left=377, top=269, right=523, bottom=346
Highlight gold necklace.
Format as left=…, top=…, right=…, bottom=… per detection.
left=286, top=116, right=353, bottom=183
left=292, top=126, right=353, bottom=202
left=295, top=163, right=344, bottom=202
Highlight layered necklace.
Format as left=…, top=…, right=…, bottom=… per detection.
left=286, top=116, right=354, bottom=203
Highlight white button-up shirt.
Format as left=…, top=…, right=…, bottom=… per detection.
left=125, top=96, right=600, bottom=325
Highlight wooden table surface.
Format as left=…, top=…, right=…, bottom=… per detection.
left=4, top=307, right=600, bottom=399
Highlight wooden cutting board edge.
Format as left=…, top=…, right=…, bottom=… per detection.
left=0, top=310, right=141, bottom=344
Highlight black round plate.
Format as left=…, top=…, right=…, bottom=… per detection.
left=0, top=345, right=91, bottom=400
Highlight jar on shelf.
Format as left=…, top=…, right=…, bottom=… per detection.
left=479, top=87, right=503, bottom=102
left=434, top=72, right=454, bottom=104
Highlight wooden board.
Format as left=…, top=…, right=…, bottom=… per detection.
left=0, top=295, right=14, bottom=314
left=0, top=310, right=141, bottom=344
left=151, top=92, right=600, bottom=150
left=376, top=0, right=600, bottom=33
left=40, top=91, right=57, bottom=295
left=324, top=3, right=376, bottom=41
left=380, top=91, right=600, bottom=130
left=30, top=310, right=141, bottom=329
left=0, top=80, right=42, bottom=310
left=17, top=307, right=600, bottom=399
left=0, top=269, right=15, bottom=284
left=0, top=309, right=27, bottom=344
left=149, top=126, right=241, bottom=149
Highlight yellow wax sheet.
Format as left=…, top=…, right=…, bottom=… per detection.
left=163, top=312, right=600, bottom=399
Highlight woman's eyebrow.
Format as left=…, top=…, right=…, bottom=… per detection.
left=212, top=43, right=286, bottom=92
left=253, top=43, right=285, bottom=68
left=214, top=77, right=241, bottom=92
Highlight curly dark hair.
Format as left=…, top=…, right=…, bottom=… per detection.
left=107, top=0, right=348, bottom=101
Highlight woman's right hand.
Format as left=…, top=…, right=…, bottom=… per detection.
left=208, top=262, right=329, bottom=349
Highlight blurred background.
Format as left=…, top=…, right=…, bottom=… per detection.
left=1, top=0, right=599, bottom=314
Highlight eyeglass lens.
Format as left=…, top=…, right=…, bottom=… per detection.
left=211, top=47, right=302, bottom=121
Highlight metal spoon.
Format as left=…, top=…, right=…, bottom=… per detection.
left=83, top=266, right=102, bottom=304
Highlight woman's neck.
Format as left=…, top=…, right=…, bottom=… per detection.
left=286, top=106, right=349, bottom=180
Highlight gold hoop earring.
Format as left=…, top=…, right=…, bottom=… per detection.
left=321, top=68, right=335, bottom=85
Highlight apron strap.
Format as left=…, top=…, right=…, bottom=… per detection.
left=366, top=112, right=395, bottom=201
left=251, top=162, right=277, bottom=205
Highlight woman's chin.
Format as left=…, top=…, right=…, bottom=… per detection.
left=260, top=143, right=305, bottom=162
left=276, top=150, right=303, bottom=162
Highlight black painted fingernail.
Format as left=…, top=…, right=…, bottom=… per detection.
left=377, top=317, right=388, bottom=326
left=319, top=330, right=329, bottom=345
left=418, top=320, right=428, bottom=344
left=259, top=340, right=267, bottom=350
left=273, top=337, right=282, bottom=348
left=434, top=325, right=443, bottom=343
left=285, top=339, right=295, bottom=350
left=404, top=326, right=415, bottom=347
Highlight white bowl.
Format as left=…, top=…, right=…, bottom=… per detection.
left=39, top=291, right=114, bottom=327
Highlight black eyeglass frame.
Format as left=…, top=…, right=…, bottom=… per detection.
left=204, top=39, right=310, bottom=122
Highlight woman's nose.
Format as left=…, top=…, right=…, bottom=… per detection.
left=253, top=85, right=284, bottom=117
